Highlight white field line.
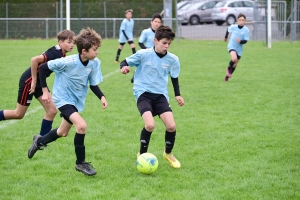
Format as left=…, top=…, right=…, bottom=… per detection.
left=0, top=69, right=119, bottom=130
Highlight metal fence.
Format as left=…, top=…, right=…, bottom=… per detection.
left=0, top=1, right=299, bottom=42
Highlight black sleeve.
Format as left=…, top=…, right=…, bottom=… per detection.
left=39, top=62, right=53, bottom=88
left=225, top=28, right=229, bottom=39
left=171, top=77, right=181, bottom=96
left=90, top=85, right=105, bottom=99
left=120, top=59, right=129, bottom=69
left=139, top=42, right=147, bottom=49
left=240, top=40, right=248, bottom=44
left=122, top=30, right=129, bottom=40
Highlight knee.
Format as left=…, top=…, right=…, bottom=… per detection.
left=46, top=107, right=57, bottom=118
left=14, top=111, right=25, bottom=119
left=145, top=123, right=155, bottom=132
left=76, top=122, right=87, bottom=134
left=166, top=124, right=176, bottom=132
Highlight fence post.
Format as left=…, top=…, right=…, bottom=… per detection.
left=46, top=18, right=49, bottom=39
left=113, top=18, right=116, bottom=39
left=6, top=2, right=8, bottom=38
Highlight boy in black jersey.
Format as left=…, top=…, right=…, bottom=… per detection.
left=0, top=30, right=75, bottom=136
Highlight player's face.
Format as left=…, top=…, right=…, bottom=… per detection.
left=151, top=18, right=162, bottom=31
left=82, top=45, right=99, bottom=61
left=125, top=12, right=132, bottom=19
left=237, top=17, right=246, bottom=26
left=154, top=38, right=172, bottom=54
left=60, top=38, right=74, bottom=53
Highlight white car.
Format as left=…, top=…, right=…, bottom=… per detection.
left=211, top=0, right=255, bottom=25
left=177, top=0, right=221, bottom=25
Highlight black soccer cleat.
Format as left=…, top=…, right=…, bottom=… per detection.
left=28, top=134, right=46, bottom=158
left=75, top=161, right=97, bottom=176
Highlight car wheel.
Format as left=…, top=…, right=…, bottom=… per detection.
left=215, top=21, right=224, bottom=26
left=226, top=15, right=236, bottom=25
left=190, top=16, right=199, bottom=25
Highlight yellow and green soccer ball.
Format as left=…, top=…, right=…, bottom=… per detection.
left=136, top=153, right=158, bottom=174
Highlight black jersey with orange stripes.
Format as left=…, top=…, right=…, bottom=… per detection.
left=18, top=45, right=66, bottom=106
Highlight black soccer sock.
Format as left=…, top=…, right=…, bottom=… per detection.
left=0, top=110, right=5, bottom=121
left=140, top=128, right=152, bottom=154
left=38, top=128, right=60, bottom=146
left=165, top=130, right=176, bottom=154
left=115, top=49, right=122, bottom=61
left=39, top=119, right=53, bottom=136
left=131, top=47, right=136, bottom=54
left=74, top=133, right=85, bottom=164
left=231, top=67, right=236, bottom=74
left=228, top=60, right=235, bottom=74
left=229, top=60, right=234, bottom=68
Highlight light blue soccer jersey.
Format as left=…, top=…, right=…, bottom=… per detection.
left=126, top=48, right=180, bottom=101
left=227, top=24, right=249, bottom=56
left=48, top=54, right=102, bottom=112
left=139, top=28, right=155, bottom=48
left=119, top=19, right=134, bottom=43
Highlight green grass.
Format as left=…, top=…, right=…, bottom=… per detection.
left=0, top=39, right=299, bottom=200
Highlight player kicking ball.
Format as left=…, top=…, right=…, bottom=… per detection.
left=120, top=25, right=184, bottom=168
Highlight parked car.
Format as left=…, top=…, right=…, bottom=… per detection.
left=211, top=0, right=255, bottom=25
left=177, top=0, right=192, bottom=10
left=177, top=0, right=221, bottom=25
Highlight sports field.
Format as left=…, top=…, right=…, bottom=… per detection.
left=0, top=39, right=299, bottom=199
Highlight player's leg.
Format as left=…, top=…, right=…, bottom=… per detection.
left=137, top=93, right=155, bottom=155
left=36, top=90, right=58, bottom=136
left=0, top=78, right=33, bottom=121
left=115, top=43, right=125, bottom=63
left=156, top=96, right=181, bottom=168
left=128, top=41, right=136, bottom=54
left=66, top=107, right=96, bottom=176
left=225, top=50, right=238, bottom=81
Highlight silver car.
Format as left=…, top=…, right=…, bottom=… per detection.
left=211, top=0, right=255, bottom=25
left=177, top=0, right=221, bottom=25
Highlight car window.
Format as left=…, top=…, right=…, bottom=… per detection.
left=243, top=1, right=254, bottom=7
left=214, top=1, right=226, bottom=8
left=180, top=2, right=194, bottom=10
left=203, top=1, right=218, bottom=9
left=231, top=1, right=243, bottom=7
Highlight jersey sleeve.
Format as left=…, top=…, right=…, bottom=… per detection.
left=228, top=24, right=235, bottom=33
left=47, top=57, right=67, bottom=72
left=120, top=19, right=126, bottom=30
left=139, top=30, right=147, bottom=43
left=89, top=59, right=103, bottom=86
left=43, top=49, right=63, bottom=62
left=170, top=55, right=180, bottom=78
left=126, top=51, right=141, bottom=67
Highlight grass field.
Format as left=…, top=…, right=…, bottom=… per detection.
left=0, top=38, right=299, bottom=200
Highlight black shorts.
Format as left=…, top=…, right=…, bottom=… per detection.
left=228, top=49, right=241, bottom=59
left=137, top=92, right=172, bottom=117
left=18, top=76, right=43, bottom=106
left=58, top=104, right=78, bottom=125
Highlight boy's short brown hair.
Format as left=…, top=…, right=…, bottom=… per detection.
left=75, top=27, right=102, bottom=54
left=57, top=30, right=75, bottom=42
left=125, top=9, right=133, bottom=14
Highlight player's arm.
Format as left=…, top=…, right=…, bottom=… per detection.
left=90, top=85, right=108, bottom=109
left=139, top=42, right=147, bottom=49
left=29, top=54, right=45, bottom=94
left=39, top=62, right=53, bottom=104
left=122, top=30, right=129, bottom=41
left=171, top=77, right=184, bottom=106
left=239, top=40, right=248, bottom=44
left=120, top=59, right=130, bottom=74
left=224, top=28, right=229, bottom=42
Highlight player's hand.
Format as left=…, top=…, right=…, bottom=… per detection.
left=101, top=96, right=108, bottom=109
left=121, top=66, right=130, bottom=74
left=175, top=96, right=184, bottom=106
left=224, top=38, right=227, bottom=42
left=29, top=82, right=36, bottom=94
left=236, top=38, right=241, bottom=43
left=42, top=91, right=52, bottom=104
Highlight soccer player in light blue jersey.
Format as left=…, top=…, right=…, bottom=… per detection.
left=120, top=25, right=184, bottom=169
left=130, top=13, right=162, bottom=83
left=115, top=9, right=136, bottom=63
left=28, top=27, right=108, bottom=176
left=224, top=13, right=249, bottom=81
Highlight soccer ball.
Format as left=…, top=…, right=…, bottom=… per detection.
left=136, top=153, right=158, bottom=174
